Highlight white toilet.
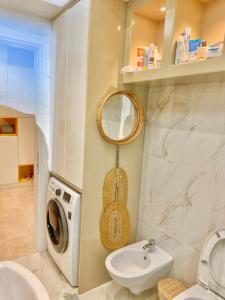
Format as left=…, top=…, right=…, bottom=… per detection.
left=174, top=228, right=225, bottom=300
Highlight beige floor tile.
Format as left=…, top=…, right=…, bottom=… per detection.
left=0, top=185, right=35, bottom=261
left=0, top=236, right=35, bottom=261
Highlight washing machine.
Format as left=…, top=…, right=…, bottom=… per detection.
left=46, top=177, right=81, bottom=286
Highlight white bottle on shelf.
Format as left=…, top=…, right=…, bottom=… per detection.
left=183, top=27, right=191, bottom=63
left=175, top=35, right=185, bottom=65
left=148, top=44, right=156, bottom=69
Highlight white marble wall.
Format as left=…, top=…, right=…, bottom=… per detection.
left=138, top=81, right=225, bottom=286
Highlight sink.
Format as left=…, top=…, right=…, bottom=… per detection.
left=105, top=240, right=173, bottom=295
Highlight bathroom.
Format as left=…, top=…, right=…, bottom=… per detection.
left=0, top=0, right=224, bottom=300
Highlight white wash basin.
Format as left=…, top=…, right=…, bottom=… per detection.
left=105, top=240, right=173, bottom=295
left=0, top=261, right=50, bottom=300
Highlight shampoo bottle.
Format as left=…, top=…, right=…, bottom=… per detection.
left=148, top=44, right=156, bottom=69
left=183, top=27, right=191, bottom=63
left=175, top=35, right=185, bottom=64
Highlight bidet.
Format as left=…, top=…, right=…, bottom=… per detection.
left=105, top=240, right=173, bottom=295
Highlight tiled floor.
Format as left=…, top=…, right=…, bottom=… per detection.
left=79, top=281, right=158, bottom=300
left=0, top=184, right=36, bottom=260
left=15, top=251, right=158, bottom=300
left=15, top=252, right=78, bottom=300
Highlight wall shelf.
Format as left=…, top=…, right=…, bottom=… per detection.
left=124, top=0, right=225, bottom=86
left=18, top=164, right=34, bottom=183
left=0, top=117, right=18, bottom=136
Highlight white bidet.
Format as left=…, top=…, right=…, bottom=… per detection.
left=105, top=240, right=173, bottom=295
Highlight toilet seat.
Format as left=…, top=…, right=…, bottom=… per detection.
left=198, top=228, right=225, bottom=299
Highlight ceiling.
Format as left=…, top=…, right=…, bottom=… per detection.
left=0, top=0, right=212, bottom=21
left=133, top=0, right=213, bottom=21
left=134, top=0, right=167, bottom=22
left=0, top=0, right=74, bottom=19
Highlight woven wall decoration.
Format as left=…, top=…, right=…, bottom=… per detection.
left=100, top=146, right=130, bottom=251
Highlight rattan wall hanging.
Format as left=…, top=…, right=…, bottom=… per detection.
left=97, top=89, right=144, bottom=251
left=101, top=146, right=130, bottom=250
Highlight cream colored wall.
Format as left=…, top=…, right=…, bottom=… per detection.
left=174, top=0, right=203, bottom=41
left=78, top=0, right=147, bottom=294
left=130, top=13, right=158, bottom=66
left=155, top=20, right=165, bottom=55
left=202, top=0, right=225, bottom=44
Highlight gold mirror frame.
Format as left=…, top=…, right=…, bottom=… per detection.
left=97, top=89, right=144, bottom=145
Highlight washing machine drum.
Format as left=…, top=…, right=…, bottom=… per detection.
left=198, top=228, right=225, bottom=298
left=47, top=198, right=68, bottom=253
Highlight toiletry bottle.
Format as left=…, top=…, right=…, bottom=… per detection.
left=175, top=35, right=185, bottom=64
left=137, top=47, right=149, bottom=70
left=154, top=46, right=161, bottom=68
left=148, top=44, right=155, bottom=69
left=143, top=47, right=149, bottom=70
left=183, top=27, right=191, bottom=63
left=137, top=47, right=144, bottom=69
left=197, top=40, right=208, bottom=60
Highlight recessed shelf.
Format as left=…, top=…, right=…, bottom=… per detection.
left=172, top=0, right=225, bottom=65
left=129, top=0, right=166, bottom=69
left=123, top=56, right=225, bottom=85
left=124, top=0, right=225, bottom=86
left=0, top=117, right=18, bottom=136
left=18, top=164, right=34, bottom=183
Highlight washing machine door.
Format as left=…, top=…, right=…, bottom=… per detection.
left=47, top=198, right=68, bottom=253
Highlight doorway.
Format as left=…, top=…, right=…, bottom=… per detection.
left=0, top=40, right=39, bottom=260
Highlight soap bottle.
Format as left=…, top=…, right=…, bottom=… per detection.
left=154, top=46, right=161, bottom=68
left=148, top=44, right=156, bottom=69
left=197, top=40, right=208, bottom=60
left=183, top=27, right=191, bottom=63
left=175, top=35, right=185, bottom=64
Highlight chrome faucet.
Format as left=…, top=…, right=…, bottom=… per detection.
left=143, top=239, right=156, bottom=253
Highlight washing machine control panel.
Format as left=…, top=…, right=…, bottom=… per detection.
left=63, top=192, right=71, bottom=204
left=55, top=189, right=61, bottom=196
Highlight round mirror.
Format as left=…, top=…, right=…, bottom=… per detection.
left=97, top=90, right=144, bottom=145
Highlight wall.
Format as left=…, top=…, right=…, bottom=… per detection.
left=78, top=0, right=147, bottom=293
left=138, top=81, right=225, bottom=286
left=202, top=0, right=225, bottom=44
left=174, top=0, right=203, bottom=41
left=155, top=20, right=165, bottom=56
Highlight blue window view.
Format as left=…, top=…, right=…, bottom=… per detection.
left=0, top=42, right=37, bottom=114
left=7, top=46, right=35, bottom=68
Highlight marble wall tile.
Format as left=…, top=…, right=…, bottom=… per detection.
left=138, top=81, right=225, bottom=286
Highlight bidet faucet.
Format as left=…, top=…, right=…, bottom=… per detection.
left=143, top=239, right=156, bottom=253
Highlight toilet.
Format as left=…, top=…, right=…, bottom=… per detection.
left=174, top=228, right=225, bottom=300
